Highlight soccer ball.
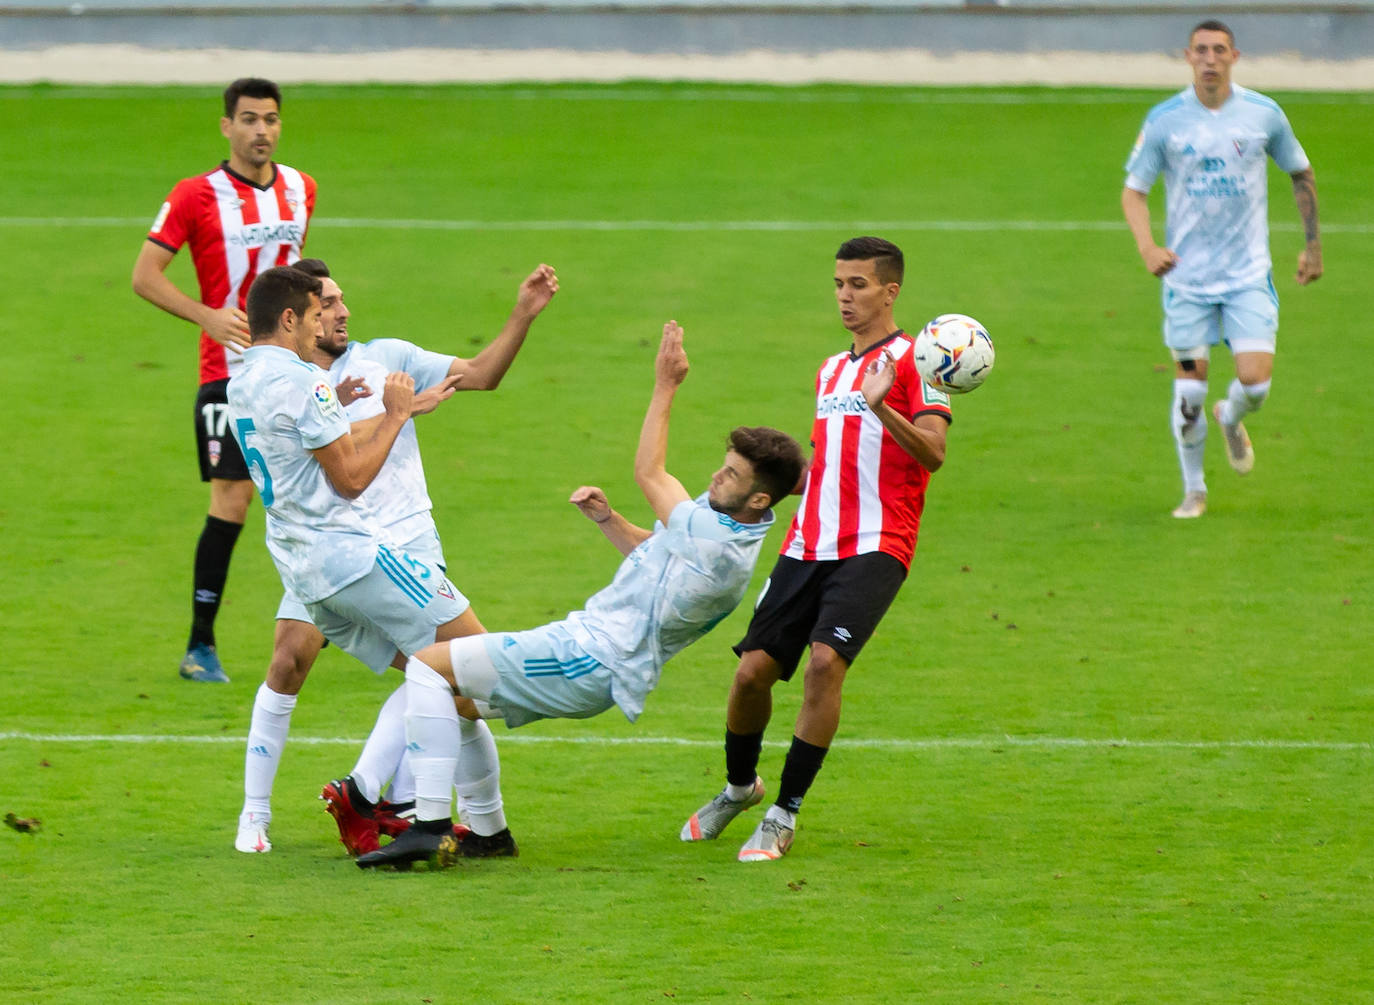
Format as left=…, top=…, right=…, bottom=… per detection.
left=912, top=313, right=995, bottom=394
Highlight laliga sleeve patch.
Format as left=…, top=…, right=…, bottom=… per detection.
left=310, top=380, right=341, bottom=420
left=151, top=201, right=172, bottom=233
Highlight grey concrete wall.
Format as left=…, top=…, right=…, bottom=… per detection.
left=4, top=5, right=1374, bottom=60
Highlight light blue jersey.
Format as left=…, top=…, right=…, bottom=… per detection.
left=328, top=339, right=455, bottom=542
left=227, top=345, right=382, bottom=604
left=1125, top=84, right=1308, bottom=298
left=555, top=494, right=775, bottom=723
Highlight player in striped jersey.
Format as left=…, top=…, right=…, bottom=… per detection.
left=681, top=236, right=952, bottom=861
left=132, top=78, right=317, bottom=684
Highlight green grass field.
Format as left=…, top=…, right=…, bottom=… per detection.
left=1, top=82, right=1371, bottom=1003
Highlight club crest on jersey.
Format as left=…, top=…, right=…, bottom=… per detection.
left=1233, top=137, right=1249, bottom=156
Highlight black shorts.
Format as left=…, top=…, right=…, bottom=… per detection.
left=733, top=551, right=908, bottom=681
left=195, top=379, right=251, bottom=482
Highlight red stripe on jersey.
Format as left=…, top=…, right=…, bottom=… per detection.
left=149, top=161, right=315, bottom=385
left=782, top=331, right=951, bottom=569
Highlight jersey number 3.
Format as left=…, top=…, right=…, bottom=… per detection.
left=234, top=417, right=276, bottom=506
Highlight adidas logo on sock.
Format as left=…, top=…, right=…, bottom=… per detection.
left=248, top=745, right=271, bottom=758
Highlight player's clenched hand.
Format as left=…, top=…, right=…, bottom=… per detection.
left=1142, top=245, right=1179, bottom=277
left=381, top=371, right=415, bottom=421
left=861, top=349, right=897, bottom=408
left=569, top=486, right=612, bottom=524
left=515, top=264, right=559, bottom=318
left=206, top=306, right=251, bottom=351
left=1296, top=246, right=1323, bottom=286
left=411, top=374, right=463, bottom=416
left=656, top=321, right=689, bottom=388
left=335, top=375, right=372, bottom=407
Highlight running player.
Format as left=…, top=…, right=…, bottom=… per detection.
left=680, top=236, right=952, bottom=861
left=355, top=320, right=805, bottom=869
left=1122, top=19, right=1322, bottom=519
left=132, top=78, right=317, bottom=683
left=236, top=257, right=559, bottom=856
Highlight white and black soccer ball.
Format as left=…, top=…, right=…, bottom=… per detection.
left=912, top=313, right=995, bottom=394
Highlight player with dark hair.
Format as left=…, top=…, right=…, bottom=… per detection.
left=355, top=321, right=807, bottom=869
left=132, top=77, right=316, bottom=684
left=1122, top=20, right=1322, bottom=518
left=681, top=235, right=953, bottom=861
left=235, top=256, right=559, bottom=855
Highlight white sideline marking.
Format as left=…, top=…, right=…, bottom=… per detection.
left=0, top=731, right=1367, bottom=752
left=4, top=216, right=1372, bottom=235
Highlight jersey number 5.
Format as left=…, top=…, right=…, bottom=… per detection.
left=234, top=417, right=275, bottom=506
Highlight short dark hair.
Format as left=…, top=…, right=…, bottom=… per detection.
left=1190, top=20, right=1235, bottom=46
left=247, top=266, right=321, bottom=340
left=728, top=426, right=807, bottom=507
left=292, top=258, right=331, bottom=279
left=224, top=78, right=282, bottom=118
left=836, top=236, right=904, bottom=285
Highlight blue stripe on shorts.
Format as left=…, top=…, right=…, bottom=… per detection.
left=377, top=546, right=432, bottom=608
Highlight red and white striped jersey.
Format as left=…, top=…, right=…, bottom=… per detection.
left=147, top=161, right=316, bottom=385
left=781, top=331, right=952, bottom=570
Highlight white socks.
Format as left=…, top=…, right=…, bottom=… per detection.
left=241, top=683, right=298, bottom=819
left=455, top=717, right=507, bottom=836
left=1171, top=378, right=1208, bottom=495
left=350, top=684, right=408, bottom=805
left=1216, top=377, right=1271, bottom=426
left=404, top=657, right=460, bottom=822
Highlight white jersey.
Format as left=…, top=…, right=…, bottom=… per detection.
left=559, top=494, right=774, bottom=722
left=328, top=339, right=455, bottom=542
left=227, top=344, right=381, bottom=604
left=1125, top=84, right=1309, bottom=298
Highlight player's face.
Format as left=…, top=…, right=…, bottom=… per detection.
left=834, top=259, right=898, bottom=336
left=316, top=277, right=351, bottom=358
left=220, top=97, right=281, bottom=172
left=1186, top=30, right=1237, bottom=91
left=707, top=450, right=761, bottom=517
left=292, top=292, right=324, bottom=360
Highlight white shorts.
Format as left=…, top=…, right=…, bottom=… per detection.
left=307, top=542, right=468, bottom=673
left=1162, top=281, right=1279, bottom=361
left=277, top=527, right=462, bottom=625
left=446, top=626, right=614, bottom=729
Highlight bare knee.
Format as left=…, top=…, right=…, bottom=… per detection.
left=209, top=478, right=254, bottom=524
left=732, top=650, right=782, bottom=697
left=800, top=645, right=850, bottom=703
left=265, top=620, right=324, bottom=694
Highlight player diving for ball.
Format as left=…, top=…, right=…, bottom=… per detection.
left=231, top=260, right=558, bottom=856
left=354, top=320, right=805, bottom=869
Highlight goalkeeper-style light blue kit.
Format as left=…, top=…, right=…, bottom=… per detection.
left=462, top=494, right=775, bottom=728
left=1124, top=83, right=1309, bottom=301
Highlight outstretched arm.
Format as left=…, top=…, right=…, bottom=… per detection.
left=1291, top=167, right=1322, bottom=285
left=570, top=485, right=652, bottom=557
left=634, top=320, right=694, bottom=525
left=447, top=264, right=559, bottom=390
